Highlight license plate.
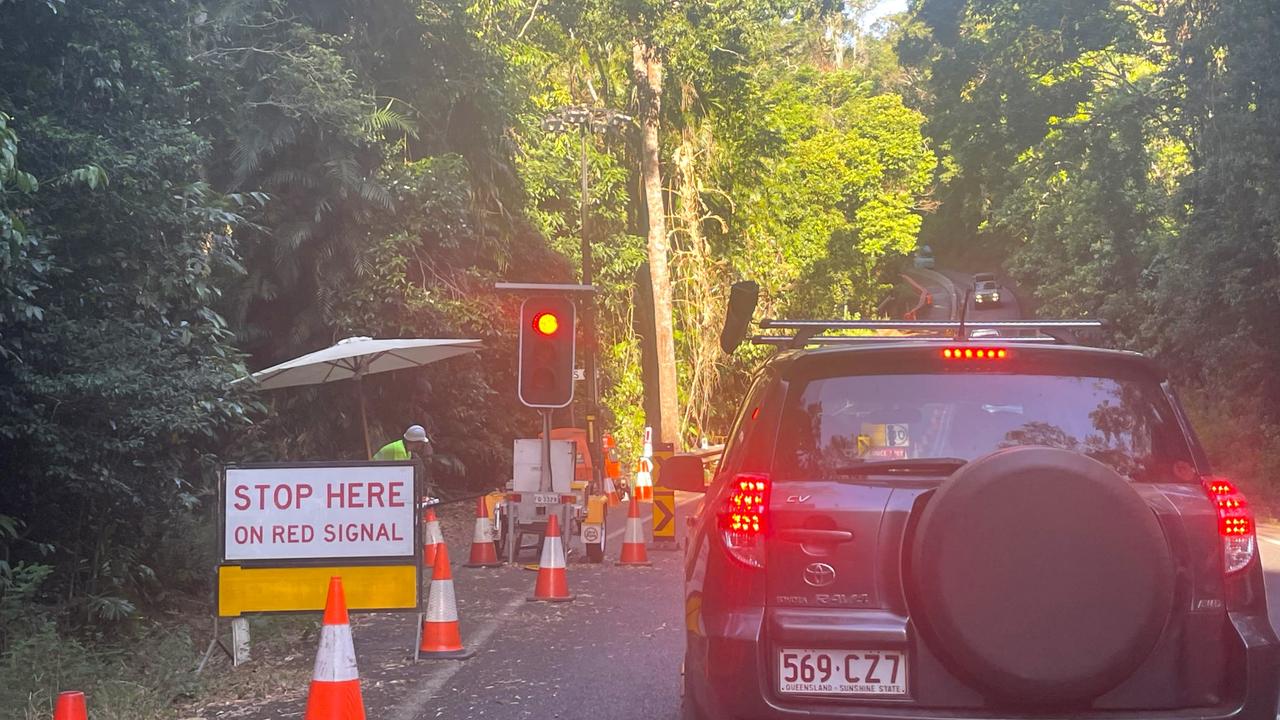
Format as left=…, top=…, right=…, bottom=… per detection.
left=532, top=493, right=561, bottom=505
left=777, top=649, right=907, bottom=696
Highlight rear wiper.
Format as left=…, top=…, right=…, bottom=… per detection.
left=834, top=458, right=968, bottom=476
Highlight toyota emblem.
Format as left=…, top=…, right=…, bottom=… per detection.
left=803, top=563, right=836, bottom=588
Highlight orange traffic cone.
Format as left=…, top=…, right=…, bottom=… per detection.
left=304, top=577, right=365, bottom=720
left=529, top=514, right=574, bottom=602
left=634, top=458, right=653, bottom=502
left=422, top=507, right=443, bottom=567
left=53, top=691, right=87, bottom=720
left=617, top=496, right=653, bottom=566
left=417, top=543, right=474, bottom=659
left=463, top=496, right=501, bottom=568
left=604, top=476, right=621, bottom=508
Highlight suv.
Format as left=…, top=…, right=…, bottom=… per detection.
left=972, top=273, right=1001, bottom=306
left=664, top=322, right=1277, bottom=720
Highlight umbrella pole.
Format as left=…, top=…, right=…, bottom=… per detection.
left=356, top=374, right=372, bottom=460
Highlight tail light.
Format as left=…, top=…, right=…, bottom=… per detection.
left=718, top=473, right=770, bottom=568
left=1203, top=476, right=1256, bottom=574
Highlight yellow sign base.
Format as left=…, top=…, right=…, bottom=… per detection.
left=217, top=564, right=418, bottom=617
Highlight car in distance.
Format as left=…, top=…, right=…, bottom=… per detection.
left=663, top=335, right=1277, bottom=720
left=913, top=245, right=935, bottom=269
left=972, top=272, right=1001, bottom=306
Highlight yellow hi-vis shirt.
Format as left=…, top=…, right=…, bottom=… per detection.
left=373, top=439, right=410, bottom=461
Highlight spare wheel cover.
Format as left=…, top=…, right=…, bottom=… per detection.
left=910, top=446, right=1174, bottom=705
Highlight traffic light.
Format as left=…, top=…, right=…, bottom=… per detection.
left=518, top=296, right=576, bottom=408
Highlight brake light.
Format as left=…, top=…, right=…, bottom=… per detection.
left=1203, top=476, right=1256, bottom=573
left=942, top=347, right=1007, bottom=359
left=718, top=473, right=770, bottom=568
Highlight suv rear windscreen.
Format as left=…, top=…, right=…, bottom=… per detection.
left=776, top=373, right=1195, bottom=483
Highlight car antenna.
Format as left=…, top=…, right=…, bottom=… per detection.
left=957, top=289, right=970, bottom=341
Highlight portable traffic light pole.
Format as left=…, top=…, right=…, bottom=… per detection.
left=541, top=107, right=631, bottom=498
left=499, top=283, right=596, bottom=492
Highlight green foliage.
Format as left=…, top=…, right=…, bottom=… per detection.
left=0, top=0, right=257, bottom=626
left=0, top=618, right=204, bottom=720
left=0, top=111, right=52, bottom=361
left=901, top=0, right=1280, bottom=493
left=737, top=69, right=934, bottom=316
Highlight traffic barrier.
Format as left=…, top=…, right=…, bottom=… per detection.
left=463, top=496, right=501, bottom=568
left=304, top=577, right=366, bottom=720
left=417, top=543, right=473, bottom=659
left=422, top=507, right=443, bottom=568
left=53, top=691, right=87, bottom=720
left=529, top=514, right=575, bottom=602
left=617, top=497, right=653, bottom=566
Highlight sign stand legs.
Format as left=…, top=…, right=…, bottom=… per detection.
left=231, top=618, right=251, bottom=665
left=196, top=616, right=251, bottom=673
left=413, top=612, right=424, bottom=662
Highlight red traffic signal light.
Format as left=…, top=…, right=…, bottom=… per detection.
left=533, top=312, right=560, bottom=336
left=518, top=297, right=575, bottom=408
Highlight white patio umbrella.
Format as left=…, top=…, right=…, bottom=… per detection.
left=240, top=336, right=483, bottom=458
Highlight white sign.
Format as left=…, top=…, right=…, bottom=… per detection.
left=224, top=465, right=415, bottom=562
left=511, top=439, right=574, bottom=494
left=573, top=368, right=586, bottom=381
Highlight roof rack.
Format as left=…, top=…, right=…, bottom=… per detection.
left=753, top=319, right=1103, bottom=349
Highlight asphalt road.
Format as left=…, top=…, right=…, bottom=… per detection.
left=903, top=267, right=956, bottom=321
left=206, top=493, right=701, bottom=720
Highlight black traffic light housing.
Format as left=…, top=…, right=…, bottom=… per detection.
left=720, top=280, right=759, bottom=353
left=518, top=296, right=576, bottom=408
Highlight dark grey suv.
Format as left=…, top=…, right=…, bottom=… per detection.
left=664, top=322, right=1278, bottom=720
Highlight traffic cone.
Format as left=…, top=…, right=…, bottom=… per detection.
left=53, top=691, right=87, bottom=720
left=304, top=577, right=365, bottom=720
left=529, top=514, right=575, bottom=602
left=617, top=497, right=653, bottom=566
left=422, top=507, right=443, bottom=568
left=604, top=476, right=621, bottom=508
left=463, top=496, right=501, bottom=568
left=417, top=543, right=474, bottom=659
left=634, top=458, right=653, bottom=502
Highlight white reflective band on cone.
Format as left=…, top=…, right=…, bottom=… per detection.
left=427, top=581, right=459, bottom=622
left=540, top=536, right=566, bottom=570
left=426, top=521, right=443, bottom=544
left=473, top=519, right=492, bottom=542
left=312, top=624, right=359, bottom=682
left=625, top=517, right=645, bottom=543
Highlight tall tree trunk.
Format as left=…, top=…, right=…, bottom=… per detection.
left=632, top=38, right=680, bottom=448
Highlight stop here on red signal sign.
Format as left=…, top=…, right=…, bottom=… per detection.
left=223, top=464, right=415, bottom=562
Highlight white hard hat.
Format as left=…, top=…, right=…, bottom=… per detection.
left=403, top=425, right=429, bottom=443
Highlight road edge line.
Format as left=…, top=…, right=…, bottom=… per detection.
left=392, top=593, right=528, bottom=720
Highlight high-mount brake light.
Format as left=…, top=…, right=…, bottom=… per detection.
left=718, top=473, right=769, bottom=568
left=1203, top=476, right=1256, bottom=573
left=942, top=347, right=1008, bottom=360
